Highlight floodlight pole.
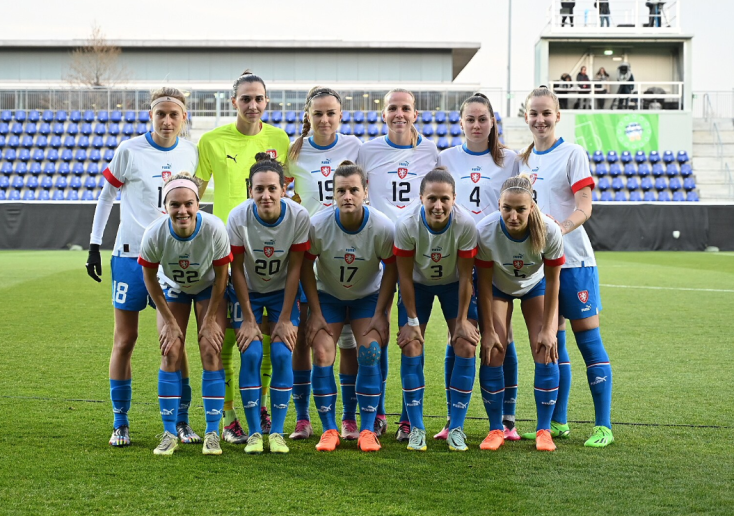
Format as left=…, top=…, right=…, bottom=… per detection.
left=507, top=0, right=512, bottom=117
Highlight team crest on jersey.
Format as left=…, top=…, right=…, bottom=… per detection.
left=431, top=253, right=442, bottom=263
left=513, top=260, right=524, bottom=269
left=529, top=173, right=538, bottom=184
left=321, top=166, right=331, bottom=177
left=162, top=170, right=171, bottom=181
left=345, top=253, right=355, bottom=264
left=577, top=290, right=589, bottom=303
left=264, top=246, right=275, bottom=258
left=179, top=260, right=190, bottom=269
left=266, top=149, right=278, bottom=159
left=397, top=167, right=408, bottom=179
left=471, top=172, right=481, bottom=183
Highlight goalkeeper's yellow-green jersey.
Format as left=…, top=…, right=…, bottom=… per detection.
left=196, top=122, right=290, bottom=224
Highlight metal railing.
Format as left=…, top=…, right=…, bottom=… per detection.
left=696, top=91, right=734, bottom=120
left=548, top=0, right=681, bottom=32
left=548, top=80, right=684, bottom=110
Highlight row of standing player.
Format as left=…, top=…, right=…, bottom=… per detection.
left=86, top=71, right=613, bottom=454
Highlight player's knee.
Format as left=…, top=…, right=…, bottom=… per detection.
left=357, top=341, right=381, bottom=366
left=113, top=328, right=138, bottom=353
left=452, top=338, right=476, bottom=358
left=402, top=341, right=423, bottom=357
left=312, top=341, right=333, bottom=367
left=270, top=341, right=292, bottom=369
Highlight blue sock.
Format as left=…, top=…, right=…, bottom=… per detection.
left=553, top=330, right=571, bottom=424
left=575, top=328, right=613, bottom=428
left=401, top=355, right=425, bottom=430
left=444, top=344, right=455, bottom=419
left=158, top=370, right=181, bottom=435
left=239, top=340, right=263, bottom=435
left=502, top=341, right=518, bottom=423
left=292, top=369, right=312, bottom=422
left=202, top=369, right=225, bottom=434
left=110, top=378, right=131, bottom=429
left=312, top=365, right=338, bottom=431
left=269, top=341, right=293, bottom=435
left=479, top=365, right=505, bottom=431
left=534, top=363, right=560, bottom=432
left=177, top=376, right=191, bottom=425
left=449, top=356, right=475, bottom=430
left=339, top=373, right=357, bottom=422
left=356, top=342, right=382, bottom=432
left=378, top=347, right=388, bottom=417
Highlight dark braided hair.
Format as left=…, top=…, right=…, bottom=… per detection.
left=250, top=152, right=285, bottom=188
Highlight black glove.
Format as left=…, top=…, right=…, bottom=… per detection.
left=86, top=244, right=102, bottom=282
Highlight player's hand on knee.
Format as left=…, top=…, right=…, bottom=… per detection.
left=480, top=330, right=504, bottom=366
left=536, top=329, right=558, bottom=365
left=397, top=324, right=423, bottom=348
left=273, top=320, right=298, bottom=351
left=363, top=313, right=389, bottom=346
left=236, top=321, right=262, bottom=352
left=160, top=322, right=184, bottom=356
left=199, top=321, right=224, bottom=354
left=453, top=319, right=480, bottom=346
left=85, top=244, right=102, bottom=283
left=305, top=315, right=331, bottom=349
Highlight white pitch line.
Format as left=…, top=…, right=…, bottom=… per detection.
left=600, top=284, right=734, bottom=293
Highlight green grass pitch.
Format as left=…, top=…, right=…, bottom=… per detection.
left=0, top=251, right=732, bottom=515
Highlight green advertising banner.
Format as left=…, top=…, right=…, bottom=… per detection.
left=575, top=113, right=659, bottom=153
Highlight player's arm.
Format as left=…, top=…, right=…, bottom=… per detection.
left=271, top=249, right=304, bottom=351
left=230, top=253, right=262, bottom=351
left=141, top=266, right=183, bottom=356
left=197, top=180, right=209, bottom=200
left=198, top=262, right=229, bottom=354
left=559, top=186, right=593, bottom=235
left=364, top=257, right=397, bottom=345
left=476, top=262, right=503, bottom=365
left=301, top=252, right=332, bottom=346
left=453, top=255, right=480, bottom=345
left=86, top=181, right=118, bottom=282
left=536, top=263, right=562, bottom=365
left=395, top=253, right=424, bottom=347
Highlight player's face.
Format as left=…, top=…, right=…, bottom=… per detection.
left=232, top=82, right=268, bottom=125
left=500, top=191, right=532, bottom=235
left=334, top=174, right=365, bottom=214
left=525, top=96, right=560, bottom=138
left=309, top=95, right=341, bottom=140
left=166, top=188, right=199, bottom=235
left=420, top=181, right=455, bottom=229
left=383, top=92, right=418, bottom=137
left=460, top=103, right=492, bottom=146
left=151, top=102, right=187, bottom=141
left=250, top=170, right=284, bottom=220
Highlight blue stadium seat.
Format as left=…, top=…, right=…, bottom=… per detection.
left=637, top=163, right=651, bottom=177
left=450, top=124, right=462, bottom=137
left=124, top=111, right=136, bottom=123
left=84, top=177, right=97, bottom=189
left=11, top=175, right=24, bottom=189
left=629, top=190, right=643, bottom=201
left=368, top=124, right=380, bottom=137
left=0, top=135, right=5, bottom=148
left=108, top=123, right=120, bottom=136
left=29, top=163, right=41, bottom=175
left=662, top=150, right=675, bottom=164
left=0, top=123, right=8, bottom=136
left=18, top=149, right=30, bottom=162
left=46, top=149, right=59, bottom=163
left=25, top=123, right=37, bottom=136
left=600, top=190, right=613, bottom=201
left=66, top=189, right=79, bottom=201
left=494, top=111, right=502, bottom=123
left=82, top=189, right=96, bottom=201
left=52, top=190, right=64, bottom=200
left=595, top=163, right=607, bottom=177
left=0, top=190, right=6, bottom=200
left=7, top=189, right=20, bottom=200
left=592, top=150, right=604, bottom=164
left=450, top=137, right=462, bottom=147
left=87, top=163, right=100, bottom=175
left=284, top=123, right=296, bottom=137
left=110, top=110, right=122, bottom=123
left=422, top=125, right=434, bottom=137
left=597, top=177, right=610, bottom=191
left=28, top=110, right=40, bottom=122
left=21, top=135, right=34, bottom=149
left=654, top=177, right=667, bottom=191
left=285, top=111, right=296, bottom=124
left=81, top=123, right=93, bottom=136
left=651, top=163, right=664, bottom=177
left=83, top=110, right=95, bottom=123
left=38, top=190, right=50, bottom=201
left=437, top=137, right=449, bottom=150
left=271, top=111, right=283, bottom=124
left=97, top=110, right=109, bottom=123
left=23, top=189, right=36, bottom=200
left=1, top=110, right=11, bottom=123
left=436, top=124, right=447, bottom=137
left=97, top=176, right=106, bottom=188
left=648, top=150, right=660, bottom=164
left=26, top=176, right=39, bottom=189
left=58, top=162, right=70, bottom=176
left=340, top=112, right=350, bottom=123
left=672, top=191, right=685, bottom=202
left=634, top=150, right=647, bottom=164
left=658, top=190, right=671, bottom=202
left=640, top=177, right=653, bottom=191
left=89, top=149, right=101, bottom=162
left=41, top=176, right=53, bottom=189
left=67, top=123, right=79, bottom=136
left=135, top=123, right=147, bottom=135
left=4, top=148, right=17, bottom=161
left=339, top=123, right=352, bottom=135
left=611, top=177, right=624, bottom=191
left=606, top=150, right=618, bottom=163
left=61, top=149, right=73, bottom=163
left=106, top=136, right=118, bottom=149
left=683, top=177, right=696, bottom=191
left=36, top=135, right=48, bottom=148
left=686, top=191, right=699, bottom=202
left=497, top=125, right=503, bottom=136
left=626, top=177, right=640, bottom=190
left=665, top=164, right=678, bottom=178
left=122, top=123, right=134, bottom=136
left=38, top=123, right=51, bottom=136
left=435, top=111, right=447, bottom=124
left=70, top=110, right=81, bottom=123
left=43, top=163, right=56, bottom=175
left=94, top=123, right=106, bottom=136
left=421, top=112, right=433, bottom=124
left=367, top=111, right=378, bottom=124
left=613, top=191, right=627, bottom=201
left=92, top=136, right=104, bottom=149
left=63, top=136, right=75, bottom=149
left=42, top=110, right=54, bottom=123
left=78, top=136, right=90, bottom=149
left=70, top=176, right=82, bottom=190
left=353, top=124, right=366, bottom=137
left=11, top=123, right=23, bottom=135
left=139, top=111, right=150, bottom=123
left=15, top=110, right=27, bottom=122
left=1, top=162, right=12, bottom=176
left=677, top=150, right=689, bottom=164
left=642, top=190, right=655, bottom=201
left=0, top=175, right=8, bottom=188
left=381, top=125, right=388, bottom=135
left=72, top=163, right=85, bottom=176
left=104, top=149, right=115, bottom=162
left=53, top=123, right=65, bottom=136
left=448, top=111, right=460, bottom=124
left=608, top=163, right=621, bottom=177
left=14, top=161, right=28, bottom=175
left=353, top=111, right=365, bottom=124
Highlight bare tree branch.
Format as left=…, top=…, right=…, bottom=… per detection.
left=64, top=23, right=132, bottom=88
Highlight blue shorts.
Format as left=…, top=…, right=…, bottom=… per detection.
left=559, top=266, right=602, bottom=320
left=110, top=256, right=153, bottom=311
left=492, top=278, right=546, bottom=302
left=228, top=286, right=300, bottom=329
left=319, top=291, right=379, bottom=324
left=398, top=281, right=478, bottom=326
left=163, top=284, right=214, bottom=304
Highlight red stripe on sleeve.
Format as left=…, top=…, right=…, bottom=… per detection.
left=458, top=247, right=478, bottom=259
left=213, top=252, right=233, bottom=266
left=381, top=255, right=396, bottom=265
left=290, top=241, right=311, bottom=252
left=572, top=176, right=595, bottom=193
left=543, top=256, right=566, bottom=267
left=231, top=245, right=246, bottom=255
left=304, top=252, right=318, bottom=261
left=392, top=245, right=415, bottom=257
left=103, top=168, right=124, bottom=188
left=137, top=256, right=159, bottom=269
left=475, top=258, right=494, bottom=269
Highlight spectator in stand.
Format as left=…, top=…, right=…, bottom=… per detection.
left=595, top=1, right=611, bottom=27
left=616, top=62, right=635, bottom=110
left=646, top=1, right=663, bottom=27
left=576, top=66, right=591, bottom=110
left=554, top=74, right=573, bottom=110
left=561, top=2, right=575, bottom=27
left=594, top=67, right=610, bottom=110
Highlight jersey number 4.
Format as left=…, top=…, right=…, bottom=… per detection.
left=470, top=186, right=480, bottom=207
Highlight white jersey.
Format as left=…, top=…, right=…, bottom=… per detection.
left=394, top=202, right=477, bottom=286
left=306, top=206, right=395, bottom=300
left=138, top=212, right=232, bottom=295
left=227, top=198, right=311, bottom=294
left=357, top=135, right=438, bottom=219
left=476, top=211, right=565, bottom=296
left=437, top=145, right=519, bottom=222
left=518, top=138, right=596, bottom=268
left=95, top=133, right=198, bottom=257
left=287, top=134, right=362, bottom=216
